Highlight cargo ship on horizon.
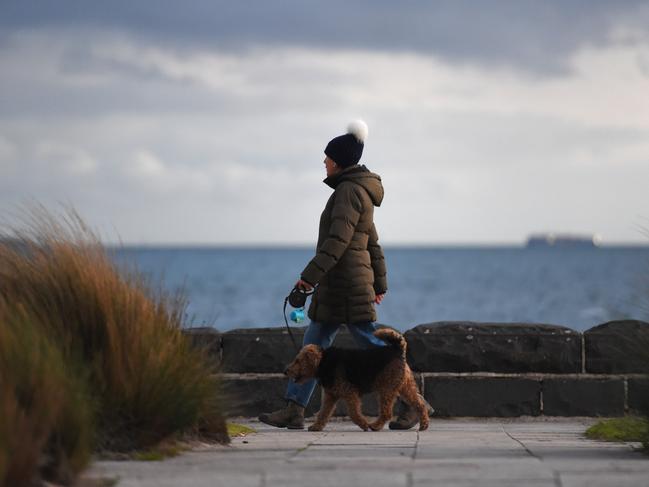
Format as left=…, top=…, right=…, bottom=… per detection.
left=525, top=233, right=600, bottom=248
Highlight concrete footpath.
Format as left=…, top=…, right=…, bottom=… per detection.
left=85, top=418, right=649, bottom=487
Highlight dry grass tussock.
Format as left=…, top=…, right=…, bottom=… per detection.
left=0, top=302, right=93, bottom=486
left=0, top=205, right=228, bottom=486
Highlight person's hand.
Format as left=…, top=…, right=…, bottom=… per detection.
left=295, top=279, right=314, bottom=291
left=375, top=293, right=385, bottom=304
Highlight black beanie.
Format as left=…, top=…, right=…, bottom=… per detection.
left=324, top=120, right=368, bottom=168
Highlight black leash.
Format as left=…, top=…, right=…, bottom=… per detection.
left=283, top=286, right=315, bottom=352
left=283, top=296, right=300, bottom=352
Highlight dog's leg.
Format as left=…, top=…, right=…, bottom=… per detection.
left=369, top=391, right=398, bottom=431
left=399, top=373, right=430, bottom=431
left=344, top=393, right=370, bottom=431
left=308, top=392, right=337, bottom=432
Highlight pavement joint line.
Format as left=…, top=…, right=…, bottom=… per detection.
left=412, top=430, right=420, bottom=461
left=288, top=431, right=329, bottom=460
left=501, top=425, right=542, bottom=461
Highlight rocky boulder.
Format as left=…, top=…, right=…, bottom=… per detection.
left=405, top=322, right=581, bottom=373
left=584, top=320, right=649, bottom=373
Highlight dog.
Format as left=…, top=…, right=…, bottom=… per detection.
left=284, top=328, right=429, bottom=432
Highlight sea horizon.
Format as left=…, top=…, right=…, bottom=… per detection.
left=107, top=242, right=649, bottom=250
left=111, top=246, right=649, bottom=333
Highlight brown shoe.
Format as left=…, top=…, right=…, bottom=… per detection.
left=389, top=396, right=435, bottom=430
left=258, top=401, right=305, bottom=429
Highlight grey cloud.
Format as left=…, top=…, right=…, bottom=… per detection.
left=2, top=2, right=649, bottom=244
left=0, top=32, right=346, bottom=119
left=2, top=0, right=649, bottom=74
left=0, top=72, right=227, bottom=119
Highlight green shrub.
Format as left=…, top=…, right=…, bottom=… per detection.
left=586, top=416, right=649, bottom=451
left=585, top=416, right=649, bottom=444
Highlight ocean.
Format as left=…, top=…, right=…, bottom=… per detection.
left=112, top=246, right=649, bottom=332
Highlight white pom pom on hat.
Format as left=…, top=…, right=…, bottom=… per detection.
left=347, top=119, right=369, bottom=143
left=324, top=119, right=369, bottom=167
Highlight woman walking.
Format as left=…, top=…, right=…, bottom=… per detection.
left=259, top=120, right=429, bottom=430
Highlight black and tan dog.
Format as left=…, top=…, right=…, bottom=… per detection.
left=284, top=328, right=429, bottom=432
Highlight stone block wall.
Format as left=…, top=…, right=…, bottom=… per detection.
left=183, top=320, right=649, bottom=418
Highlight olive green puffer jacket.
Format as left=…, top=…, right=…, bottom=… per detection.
left=301, top=164, right=387, bottom=325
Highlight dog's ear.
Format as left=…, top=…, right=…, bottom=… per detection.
left=302, top=344, right=323, bottom=357
left=301, top=344, right=323, bottom=370
left=302, top=344, right=323, bottom=353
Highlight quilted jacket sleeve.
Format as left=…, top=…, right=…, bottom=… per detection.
left=368, top=222, right=387, bottom=294
left=300, top=183, right=363, bottom=286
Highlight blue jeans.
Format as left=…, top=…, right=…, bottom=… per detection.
left=285, top=320, right=387, bottom=407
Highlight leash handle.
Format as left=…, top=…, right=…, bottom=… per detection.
left=284, top=284, right=317, bottom=352
left=283, top=296, right=300, bottom=352
left=288, top=286, right=315, bottom=308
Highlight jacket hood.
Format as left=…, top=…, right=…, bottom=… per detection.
left=323, top=164, right=384, bottom=207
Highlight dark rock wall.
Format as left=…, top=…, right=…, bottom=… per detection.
left=424, top=377, right=541, bottom=417
left=405, top=322, right=581, bottom=373
left=585, top=320, right=649, bottom=373
left=184, top=320, right=649, bottom=417
left=542, top=379, right=625, bottom=416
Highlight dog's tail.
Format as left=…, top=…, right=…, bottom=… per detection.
left=374, top=328, right=407, bottom=357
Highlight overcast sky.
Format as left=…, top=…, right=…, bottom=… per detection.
left=1, top=1, right=648, bottom=245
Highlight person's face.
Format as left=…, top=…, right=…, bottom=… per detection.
left=324, top=156, right=340, bottom=177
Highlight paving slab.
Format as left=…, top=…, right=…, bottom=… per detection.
left=83, top=418, right=649, bottom=487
